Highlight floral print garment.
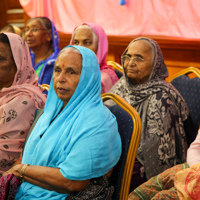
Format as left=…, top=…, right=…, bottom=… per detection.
left=108, top=38, right=189, bottom=179
left=0, top=33, right=46, bottom=175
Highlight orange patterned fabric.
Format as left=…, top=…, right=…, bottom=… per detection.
left=129, top=163, right=188, bottom=200
left=175, top=163, right=200, bottom=200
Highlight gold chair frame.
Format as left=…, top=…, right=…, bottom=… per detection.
left=169, top=67, right=200, bottom=82
left=107, top=61, right=123, bottom=74
left=101, top=93, right=141, bottom=200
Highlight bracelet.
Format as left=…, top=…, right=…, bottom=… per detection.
left=19, top=164, right=30, bottom=179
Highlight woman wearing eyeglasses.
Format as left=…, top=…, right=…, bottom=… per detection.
left=106, top=37, right=193, bottom=191
left=23, top=17, right=60, bottom=89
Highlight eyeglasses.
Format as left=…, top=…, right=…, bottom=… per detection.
left=23, top=27, right=46, bottom=34
left=121, top=55, right=144, bottom=64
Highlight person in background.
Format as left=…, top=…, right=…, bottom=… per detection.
left=3, top=45, right=121, bottom=199
left=23, top=16, right=60, bottom=86
left=70, top=23, right=118, bottom=93
left=105, top=37, right=193, bottom=190
left=0, top=33, right=46, bottom=175
left=0, top=24, right=22, bottom=36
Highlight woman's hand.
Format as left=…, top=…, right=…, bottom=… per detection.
left=2, top=159, right=22, bottom=177
left=2, top=164, right=23, bottom=177
left=162, top=174, right=176, bottom=189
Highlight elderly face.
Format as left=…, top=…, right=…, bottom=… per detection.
left=123, top=40, right=153, bottom=85
left=53, top=49, right=82, bottom=107
left=0, top=42, right=17, bottom=90
left=72, top=25, right=98, bottom=54
left=23, top=19, right=52, bottom=50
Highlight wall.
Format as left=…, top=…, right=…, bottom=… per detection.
left=1, top=0, right=200, bottom=82
left=0, top=0, right=25, bottom=29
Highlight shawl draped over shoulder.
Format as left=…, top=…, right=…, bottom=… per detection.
left=0, top=33, right=46, bottom=174
left=108, top=37, right=190, bottom=179
left=31, top=18, right=60, bottom=85
left=70, top=23, right=118, bottom=93
left=16, top=46, right=122, bottom=199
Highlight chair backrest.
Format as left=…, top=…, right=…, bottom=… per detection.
left=101, top=93, right=141, bottom=200
left=107, top=61, right=123, bottom=79
left=170, top=67, right=200, bottom=143
left=169, top=67, right=200, bottom=82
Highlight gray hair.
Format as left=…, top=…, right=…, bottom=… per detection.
left=27, top=17, right=52, bottom=33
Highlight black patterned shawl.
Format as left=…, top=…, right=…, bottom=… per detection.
left=107, top=38, right=189, bottom=179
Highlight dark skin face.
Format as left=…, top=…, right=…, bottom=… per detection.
left=123, top=40, right=153, bottom=85
left=53, top=49, right=82, bottom=108
left=0, top=42, right=17, bottom=90
left=23, top=19, right=52, bottom=50
left=72, top=26, right=98, bottom=54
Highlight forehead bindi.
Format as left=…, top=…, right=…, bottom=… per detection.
left=56, top=50, right=82, bottom=70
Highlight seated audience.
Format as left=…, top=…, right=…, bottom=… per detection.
left=23, top=17, right=60, bottom=86
left=105, top=37, right=193, bottom=190
left=128, top=129, right=200, bottom=200
left=3, top=45, right=121, bottom=199
left=70, top=23, right=119, bottom=93
left=0, top=33, right=46, bottom=175
left=0, top=24, right=22, bottom=36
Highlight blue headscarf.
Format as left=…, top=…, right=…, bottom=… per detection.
left=17, top=46, right=121, bottom=199
left=30, top=17, right=60, bottom=85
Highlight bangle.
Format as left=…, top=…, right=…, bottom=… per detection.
left=19, top=164, right=30, bottom=179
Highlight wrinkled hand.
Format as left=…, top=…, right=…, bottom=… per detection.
left=2, top=170, right=11, bottom=177
left=162, top=174, right=175, bottom=189
left=2, top=164, right=23, bottom=177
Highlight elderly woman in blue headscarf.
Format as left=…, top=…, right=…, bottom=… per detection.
left=4, top=45, right=121, bottom=199
left=23, top=17, right=60, bottom=86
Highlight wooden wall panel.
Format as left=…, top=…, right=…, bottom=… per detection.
left=0, top=0, right=7, bottom=29
left=0, top=0, right=24, bottom=30
left=2, top=2, right=200, bottom=81
left=58, top=32, right=200, bottom=81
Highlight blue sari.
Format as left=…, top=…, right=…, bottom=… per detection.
left=31, top=19, right=60, bottom=85
left=15, top=46, right=122, bottom=200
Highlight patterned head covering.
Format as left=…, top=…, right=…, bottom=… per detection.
left=0, top=33, right=46, bottom=174
left=29, top=17, right=60, bottom=85
left=70, top=23, right=108, bottom=70
left=0, top=32, right=46, bottom=110
left=29, top=17, right=60, bottom=57
left=51, top=20, right=60, bottom=54
left=109, top=37, right=189, bottom=179
left=121, top=37, right=169, bottom=82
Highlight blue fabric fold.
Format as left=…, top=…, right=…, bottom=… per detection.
left=16, top=45, right=122, bottom=199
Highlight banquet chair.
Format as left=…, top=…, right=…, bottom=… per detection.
left=101, top=93, right=141, bottom=200
left=41, top=84, right=50, bottom=92
left=169, top=67, right=200, bottom=144
left=107, top=61, right=123, bottom=79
